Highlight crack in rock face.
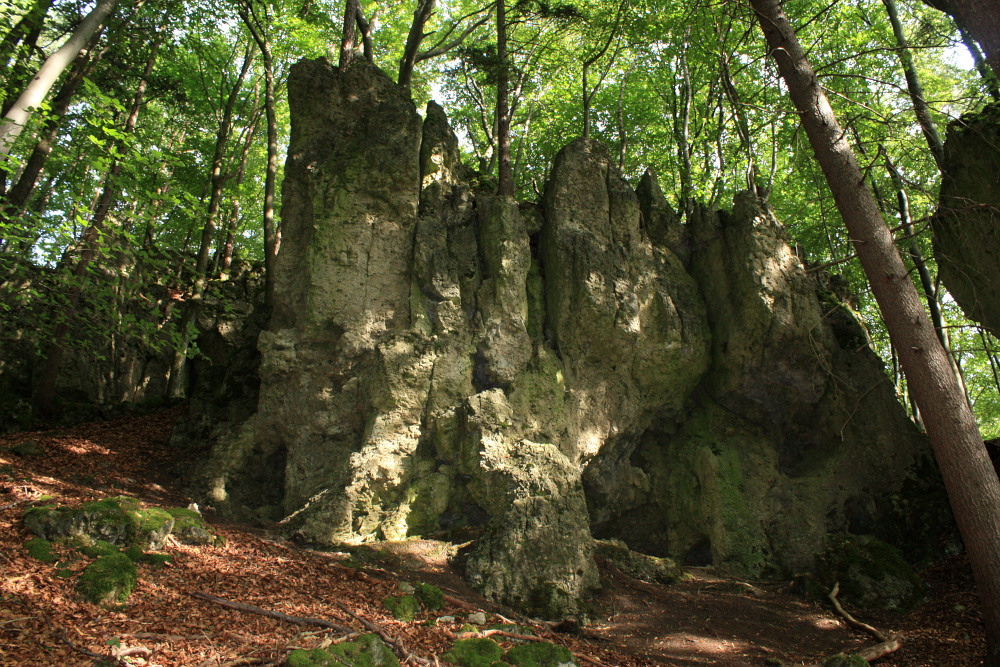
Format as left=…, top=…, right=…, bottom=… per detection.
left=183, top=57, right=948, bottom=617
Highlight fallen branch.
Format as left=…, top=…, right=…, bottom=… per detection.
left=332, top=601, right=430, bottom=666
left=828, top=582, right=887, bottom=641
left=191, top=591, right=353, bottom=634
left=800, top=583, right=902, bottom=666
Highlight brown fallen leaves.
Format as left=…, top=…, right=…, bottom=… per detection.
left=0, top=407, right=988, bottom=666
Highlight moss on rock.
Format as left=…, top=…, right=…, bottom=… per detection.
left=24, top=538, right=57, bottom=563
left=77, top=553, right=137, bottom=604
left=286, top=633, right=399, bottom=667
left=414, top=583, right=444, bottom=611
left=442, top=638, right=504, bottom=667
left=504, top=641, right=578, bottom=667
left=383, top=594, right=421, bottom=621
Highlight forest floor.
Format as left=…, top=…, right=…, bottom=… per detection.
left=0, top=406, right=987, bottom=666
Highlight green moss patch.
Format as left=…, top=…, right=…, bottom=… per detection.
left=487, top=624, right=534, bottom=636
left=383, top=594, right=421, bottom=621
left=286, top=633, right=399, bottom=667
left=79, top=540, right=119, bottom=558
left=504, top=642, right=577, bottom=667
left=414, top=583, right=444, bottom=611
left=77, top=553, right=137, bottom=604
left=24, top=538, right=57, bottom=563
left=442, top=638, right=504, bottom=667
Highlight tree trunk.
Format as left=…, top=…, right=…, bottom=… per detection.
left=339, top=0, right=360, bottom=70
left=399, top=0, right=435, bottom=90
left=749, top=2, right=1000, bottom=663
left=496, top=0, right=513, bottom=197
left=0, top=0, right=118, bottom=159
left=882, top=0, right=945, bottom=169
left=166, top=42, right=256, bottom=397
left=0, top=0, right=53, bottom=116
left=947, top=1, right=1000, bottom=80
left=240, top=3, right=279, bottom=308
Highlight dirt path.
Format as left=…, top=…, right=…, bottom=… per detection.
left=0, top=408, right=987, bottom=665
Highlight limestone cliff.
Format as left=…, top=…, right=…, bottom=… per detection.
left=184, top=58, right=945, bottom=617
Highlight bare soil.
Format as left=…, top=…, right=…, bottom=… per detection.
left=0, top=407, right=987, bottom=666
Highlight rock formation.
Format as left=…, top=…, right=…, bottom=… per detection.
left=186, top=58, right=945, bottom=617
left=933, top=103, right=1000, bottom=338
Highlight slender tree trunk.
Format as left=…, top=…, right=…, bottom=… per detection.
left=0, top=0, right=118, bottom=159
left=166, top=42, right=256, bottom=397
left=749, top=2, right=1000, bottom=663
left=339, top=0, right=360, bottom=70
left=883, top=0, right=945, bottom=168
left=355, top=6, right=376, bottom=63
left=496, top=0, right=513, bottom=197
left=240, top=3, right=279, bottom=308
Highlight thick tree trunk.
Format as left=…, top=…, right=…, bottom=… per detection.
left=947, top=1, right=1000, bottom=80
left=0, top=0, right=118, bottom=159
left=749, top=2, right=1000, bottom=663
left=399, top=0, right=435, bottom=90
left=496, top=0, right=513, bottom=196
left=339, top=0, right=360, bottom=70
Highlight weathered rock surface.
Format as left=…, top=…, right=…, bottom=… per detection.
left=183, top=57, right=947, bottom=616
left=933, top=103, right=1000, bottom=338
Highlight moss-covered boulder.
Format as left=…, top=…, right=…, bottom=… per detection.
left=165, top=507, right=224, bottom=546
left=442, top=638, right=504, bottom=667
left=23, top=497, right=173, bottom=550
left=414, top=583, right=444, bottom=611
left=24, top=538, right=57, bottom=563
left=77, top=552, right=137, bottom=604
left=822, top=654, right=868, bottom=667
left=504, top=642, right=577, bottom=667
left=816, top=535, right=924, bottom=611
left=383, top=594, right=421, bottom=621
left=593, top=539, right=683, bottom=585
left=286, top=633, right=399, bottom=667
left=933, top=103, right=1000, bottom=338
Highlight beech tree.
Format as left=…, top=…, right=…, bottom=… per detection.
left=748, top=0, right=1000, bottom=662
left=0, top=0, right=119, bottom=159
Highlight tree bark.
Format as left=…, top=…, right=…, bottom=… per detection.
left=946, top=1, right=1000, bottom=80
left=0, top=0, right=118, bottom=159
left=240, top=1, right=279, bottom=308
left=399, top=0, right=435, bottom=90
left=496, top=0, right=513, bottom=196
left=339, top=0, right=360, bottom=71
left=749, top=1, right=1000, bottom=663
left=882, top=0, right=945, bottom=169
